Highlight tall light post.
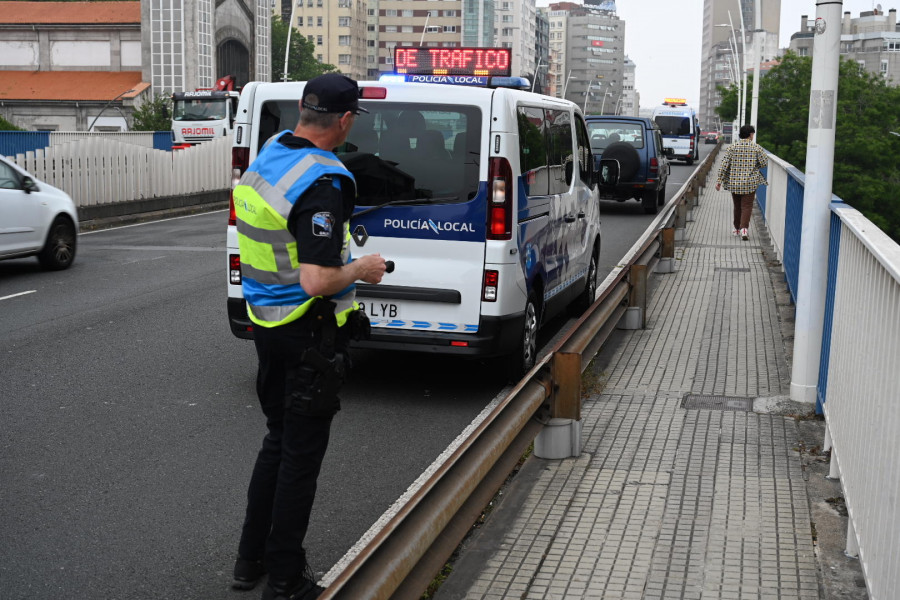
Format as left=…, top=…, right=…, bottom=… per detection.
left=561, top=70, right=575, bottom=99
left=582, top=80, right=595, bottom=113
left=531, top=58, right=548, bottom=93
left=716, top=20, right=744, bottom=126
left=599, top=90, right=613, bottom=115
left=88, top=89, right=135, bottom=132
left=282, top=1, right=297, bottom=81
left=749, top=0, right=762, bottom=132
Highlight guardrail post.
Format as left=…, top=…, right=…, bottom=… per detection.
left=674, top=199, right=688, bottom=242
left=686, top=183, right=695, bottom=222
left=656, top=228, right=676, bottom=273
left=534, top=352, right=583, bottom=459
left=618, top=263, right=647, bottom=329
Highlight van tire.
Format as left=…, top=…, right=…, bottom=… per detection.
left=570, top=244, right=598, bottom=316
left=505, top=292, right=541, bottom=381
left=641, top=190, right=658, bottom=214
left=601, top=142, right=640, bottom=181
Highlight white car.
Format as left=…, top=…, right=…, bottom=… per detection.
left=0, top=155, right=78, bottom=270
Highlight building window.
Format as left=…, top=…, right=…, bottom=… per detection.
left=367, top=24, right=375, bottom=32
left=317, top=54, right=323, bottom=61
left=339, top=16, right=351, bottom=27
left=308, top=35, right=314, bottom=43
left=338, top=0, right=350, bottom=6
left=402, top=10, right=413, bottom=17
left=317, top=35, right=323, bottom=45
left=339, top=35, right=351, bottom=45
left=339, top=54, right=351, bottom=64
left=306, top=16, right=313, bottom=26
left=368, top=8, right=374, bottom=16
left=443, top=25, right=457, bottom=33
left=317, top=16, right=322, bottom=26
left=881, top=59, right=889, bottom=76
left=385, top=25, right=397, bottom=33
left=385, top=9, right=397, bottom=16
left=402, top=26, right=413, bottom=33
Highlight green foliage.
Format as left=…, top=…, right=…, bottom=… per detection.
left=718, top=51, right=900, bottom=242
left=131, top=94, right=172, bottom=131
left=0, top=115, right=22, bottom=130
left=270, top=14, right=337, bottom=82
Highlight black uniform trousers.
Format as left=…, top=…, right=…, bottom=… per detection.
left=237, top=315, right=345, bottom=581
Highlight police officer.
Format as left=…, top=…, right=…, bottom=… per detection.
left=231, top=73, right=386, bottom=600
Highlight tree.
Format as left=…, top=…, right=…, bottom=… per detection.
left=716, top=51, right=900, bottom=242
left=270, top=14, right=337, bottom=82
left=0, top=115, right=22, bottom=131
left=131, top=94, right=172, bottom=131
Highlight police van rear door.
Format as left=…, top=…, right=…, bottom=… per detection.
left=342, top=82, right=488, bottom=339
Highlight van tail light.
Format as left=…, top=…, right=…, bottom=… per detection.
left=487, top=157, right=513, bottom=240
left=482, top=270, right=499, bottom=302
left=649, top=157, right=659, bottom=176
left=230, top=147, right=250, bottom=226
left=229, top=254, right=242, bottom=284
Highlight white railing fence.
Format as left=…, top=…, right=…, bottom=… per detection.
left=11, top=135, right=231, bottom=207
left=760, top=151, right=900, bottom=599
left=49, top=131, right=162, bottom=149
left=823, top=206, right=900, bottom=600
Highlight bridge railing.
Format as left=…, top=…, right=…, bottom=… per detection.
left=758, top=152, right=900, bottom=599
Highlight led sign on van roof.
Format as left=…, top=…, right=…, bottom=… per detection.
left=394, top=47, right=512, bottom=77
left=663, top=98, right=688, bottom=106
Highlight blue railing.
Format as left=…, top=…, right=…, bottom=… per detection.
left=817, top=208, right=843, bottom=413
left=782, top=175, right=805, bottom=303
left=0, top=131, right=51, bottom=158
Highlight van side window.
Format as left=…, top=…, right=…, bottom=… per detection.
left=517, top=106, right=548, bottom=197
left=574, top=115, right=592, bottom=186
left=546, top=109, right=572, bottom=195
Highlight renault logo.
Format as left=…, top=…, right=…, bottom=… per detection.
left=352, top=224, right=368, bottom=247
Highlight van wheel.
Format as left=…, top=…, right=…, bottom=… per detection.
left=38, top=216, right=77, bottom=270
left=505, top=292, right=540, bottom=381
left=685, top=158, right=694, bottom=166
left=570, top=246, right=598, bottom=316
left=641, top=190, right=658, bottom=214
left=601, top=142, right=640, bottom=181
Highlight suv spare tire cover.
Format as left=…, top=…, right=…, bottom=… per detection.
left=601, top=142, right=640, bottom=181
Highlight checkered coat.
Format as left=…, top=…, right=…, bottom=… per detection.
left=717, top=139, right=768, bottom=195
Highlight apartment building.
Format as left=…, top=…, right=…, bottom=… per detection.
left=495, top=0, right=537, bottom=79
left=699, top=0, right=781, bottom=130
left=289, top=0, right=367, bottom=81
left=546, top=3, right=623, bottom=110
left=620, top=56, right=638, bottom=116
left=789, top=8, right=899, bottom=84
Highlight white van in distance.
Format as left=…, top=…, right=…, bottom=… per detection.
left=227, top=79, right=614, bottom=377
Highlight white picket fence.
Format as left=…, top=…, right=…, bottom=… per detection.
left=11, top=134, right=231, bottom=207
left=49, top=131, right=163, bottom=149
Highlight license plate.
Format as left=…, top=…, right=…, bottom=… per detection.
left=358, top=301, right=399, bottom=319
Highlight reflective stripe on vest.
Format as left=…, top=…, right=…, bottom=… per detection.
left=234, top=133, right=358, bottom=328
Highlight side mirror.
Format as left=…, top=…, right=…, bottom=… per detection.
left=21, top=176, right=38, bottom=194
left=594, top=158, right=619, bottom=187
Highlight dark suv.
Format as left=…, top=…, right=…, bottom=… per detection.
left=585, top=116, right=671, bottom=214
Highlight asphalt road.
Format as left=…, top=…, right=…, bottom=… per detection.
left=0, top=145, right=711, bottom=600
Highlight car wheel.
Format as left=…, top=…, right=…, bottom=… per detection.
left=505, top=292, right=540, bottom=381
left=37, top=216, right=77, bottom=270
left=685, top=158, right=694, bottom=166
left=601, top=142, right=640, bottom=181
left=641, top=190, right=658, bottom=214
left=570, top=245, right=598, bottom=316
left=657, top=184, right=666, bottom=206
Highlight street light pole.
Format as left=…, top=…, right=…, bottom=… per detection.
left=790, top=0, right=843, bottom=405
left=282, top=0, right=297, bottom=82
left=749, top=0, right=762, bottom=132
left=562, top=69, right=574, bottom=98
left=599, top=91, right=612, bottom=115
left=88, top=89, right=135, bottom=132
left=583, top=80, right=594, bottom=113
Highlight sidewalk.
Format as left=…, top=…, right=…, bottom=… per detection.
left=434, top=152, right=867, bottom=600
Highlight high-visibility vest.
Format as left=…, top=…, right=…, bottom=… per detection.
left=233, top=131, right=357, bottom=328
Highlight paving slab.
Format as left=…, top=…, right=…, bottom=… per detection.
left=434, top=151, right=868, bottom=600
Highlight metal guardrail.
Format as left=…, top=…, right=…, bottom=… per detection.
left=318, top=145, right=722, bottom=600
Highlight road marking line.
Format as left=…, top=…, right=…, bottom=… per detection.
left=0, top=290, right=37, bottom=301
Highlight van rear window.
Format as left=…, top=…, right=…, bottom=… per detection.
left=256, top=100, right=481, bottom=207
left=654, top=116, right=691, bottom=136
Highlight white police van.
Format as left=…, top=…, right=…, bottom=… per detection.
left=651, top=99, right=700, bottom=165
left=227, top=77, right=611, bottom=377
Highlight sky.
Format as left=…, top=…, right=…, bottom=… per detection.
left=537, top=0, right=885, bottom=110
